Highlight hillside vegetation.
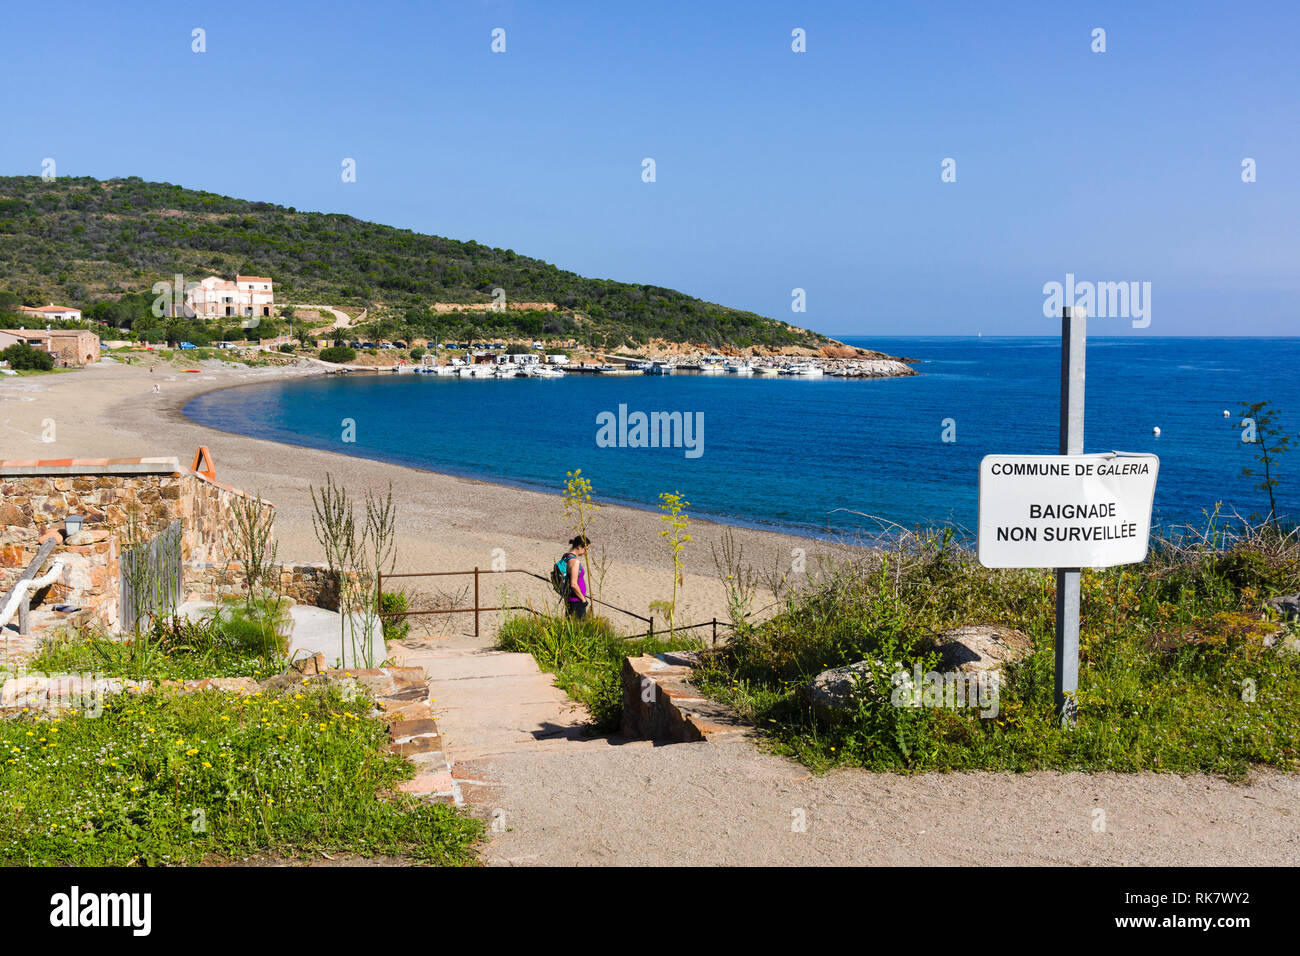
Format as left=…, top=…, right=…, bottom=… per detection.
left=0, top=175, right=834, bottom=351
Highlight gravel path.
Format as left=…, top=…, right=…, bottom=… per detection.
left=409, top=637, right=1299, bottom=867
left=474, top=737, right=1299, bottom=866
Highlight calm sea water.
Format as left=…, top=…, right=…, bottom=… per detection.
left=184, top=337, right=1300, bottom=540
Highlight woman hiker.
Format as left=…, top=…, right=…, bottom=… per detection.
left=563, top=535, right=590, bottom=618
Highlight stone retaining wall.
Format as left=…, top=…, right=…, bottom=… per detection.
left=621, top=652, right=752, bottom=742
left=183, top=561, right=362, bottom=611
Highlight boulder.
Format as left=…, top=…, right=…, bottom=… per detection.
left=803, top=660, right=884, bottom=719
left=802, top=625, right=1034, bottom=720
left=926, top=625, right=1034, bottom=676
left=1266, top=594, right=1300, bottom=622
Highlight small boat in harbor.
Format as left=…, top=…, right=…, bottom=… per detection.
left=724, top=361, right=753, bottom=375
left=645, top=361, right=674, bottom=375
left=524, top=364, right=565, bottom=378
left=780, top=362, right=824, bottom=377
left=698, top=355, right=726, bottom=373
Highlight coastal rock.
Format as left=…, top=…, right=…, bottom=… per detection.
left=1266, top=594, right=1300, bottom=622
left=925, top=625, right=1034, bottom=676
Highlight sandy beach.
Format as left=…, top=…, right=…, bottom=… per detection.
left=0, top=358, right=825, bottom=636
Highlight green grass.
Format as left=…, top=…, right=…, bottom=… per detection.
left=0, top=684, right=483, bottom=865
left=496, top=613, right=700, bottom=732
left=29, top=612, right=285, bottom=683
left=695, top=521, right=1300, bottom=779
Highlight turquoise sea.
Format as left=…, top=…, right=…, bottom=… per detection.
left=184, top=337, right=1300, bottom=540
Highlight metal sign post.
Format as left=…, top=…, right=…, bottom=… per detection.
left=977, top=306, right=1159, bottom=727
left=1055, top=305, right=1086, bottom=726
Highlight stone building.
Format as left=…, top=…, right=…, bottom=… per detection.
left=0, top=329, right=101, bottom=366
left=0, top=454, right=277, bottom=633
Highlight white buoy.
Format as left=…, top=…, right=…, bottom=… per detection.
left=1223, top=410, right=1231, bottom=418
left=1152, top=426, right=1161, bottom=437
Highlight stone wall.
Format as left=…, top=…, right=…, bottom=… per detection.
left=184, top=561, right=362, bottom=611
left=0, top=458, right=274, bottom=632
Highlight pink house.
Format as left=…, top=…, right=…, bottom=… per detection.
left=185, top=274, right=275, bottom=319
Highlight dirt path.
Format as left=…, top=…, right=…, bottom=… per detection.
left=397, top=635, right=1299, bottom=867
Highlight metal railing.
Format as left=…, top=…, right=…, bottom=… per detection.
left=377, top=566, right=726, bottom=643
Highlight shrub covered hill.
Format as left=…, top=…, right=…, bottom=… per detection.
left=0, top=175, right=889, bottom=356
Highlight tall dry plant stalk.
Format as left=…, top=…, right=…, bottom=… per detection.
left=227, top=494, right=278, bottom=610
left=310, top=475, right=398, bottom=667
left=711, top=527, right=759, bottom=627
left=656, top=491, right=692, bottom=634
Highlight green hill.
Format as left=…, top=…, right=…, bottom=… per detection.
left=0, top=175, right=839, bottom=352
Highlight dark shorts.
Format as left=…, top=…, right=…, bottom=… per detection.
left=567, top=600, right=587, bottom=619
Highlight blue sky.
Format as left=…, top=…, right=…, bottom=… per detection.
left=2, top=0, right=1296, bottom=336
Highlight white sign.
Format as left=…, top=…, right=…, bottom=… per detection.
left=978, top=452, right=1159, bottom=569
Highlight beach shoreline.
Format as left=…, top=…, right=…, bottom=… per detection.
left=2, top=358, right=849, bottom=633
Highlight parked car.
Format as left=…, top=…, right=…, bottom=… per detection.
left=178, top=341, right=197, bottom=350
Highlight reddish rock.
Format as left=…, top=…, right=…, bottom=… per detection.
left=395, top=771, right=454, bottom=795
left=388, top=718, right=439, bottom=741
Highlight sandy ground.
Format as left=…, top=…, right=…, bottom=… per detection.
left=0, top=357, right=820, bottom=634
left=4, top=358, right=1297, bottom=866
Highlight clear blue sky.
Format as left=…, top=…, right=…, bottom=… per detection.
left=3, top=0, right=1296, bottom=336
